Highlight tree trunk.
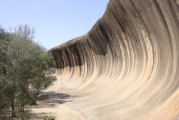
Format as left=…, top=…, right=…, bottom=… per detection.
left=11, top=78, right=16, bottom=118
left=11, top=102, right=16, bottom=118
left=21, top=104, right=25, bottom=120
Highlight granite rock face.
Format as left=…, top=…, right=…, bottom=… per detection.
left=50, top=0, right=179, bottom=119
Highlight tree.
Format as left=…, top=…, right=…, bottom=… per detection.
left=0, top=25, right=56, bottom=119
left=0, top=27, right=12, bottom=118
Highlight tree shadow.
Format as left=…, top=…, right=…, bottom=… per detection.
left=38, top=92, right=72, bottom=105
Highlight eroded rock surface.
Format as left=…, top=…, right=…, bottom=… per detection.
left=48, top=0, right=179, bottom=119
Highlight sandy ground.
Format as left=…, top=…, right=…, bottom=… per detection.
left=30, top=91, right=85, bottom=120
left=31, top=105, right=85, bottom=120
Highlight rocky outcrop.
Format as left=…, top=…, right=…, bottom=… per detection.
left=50, top=0, right=179, bottom=119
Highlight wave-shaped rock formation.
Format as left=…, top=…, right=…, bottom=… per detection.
left=50, top=0, right=179, bottom=119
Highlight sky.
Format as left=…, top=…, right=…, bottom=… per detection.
left=0, top=0, right=109, bottom=50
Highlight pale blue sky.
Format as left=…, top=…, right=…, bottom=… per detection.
left=0, top=0, right=109, bottom=49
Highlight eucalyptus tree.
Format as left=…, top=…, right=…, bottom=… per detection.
left=0, top=25, right=56, bottom=119
left=0, top=27, right=12, bottom=117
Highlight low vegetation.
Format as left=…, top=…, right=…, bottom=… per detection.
left=0, top=25, right=56, bottom=120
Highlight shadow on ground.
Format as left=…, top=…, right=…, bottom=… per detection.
left=38, top=92, right=72, bottom=105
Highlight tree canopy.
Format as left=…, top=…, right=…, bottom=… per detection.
left=0, top=25, right=56, bottom=119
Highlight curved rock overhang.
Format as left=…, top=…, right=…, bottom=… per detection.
left=50, top=0, right=179, bottom=119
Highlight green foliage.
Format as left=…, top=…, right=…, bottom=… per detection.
left=0, top=25, right=56, bottom=119
left=0, top=27, right=12, bottom=117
